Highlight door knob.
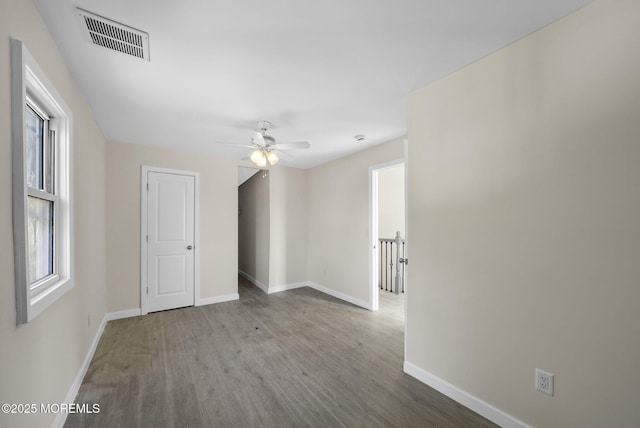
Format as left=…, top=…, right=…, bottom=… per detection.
left=187, top=245, right=193, bottom=250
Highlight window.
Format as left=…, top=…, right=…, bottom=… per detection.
left=11, top=39, right=73, bottom=324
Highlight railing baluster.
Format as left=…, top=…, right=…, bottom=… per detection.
left=384, top=242, right=388, bottom=291
left=389, top=243, right=393, bottom=293
left=378, top=239, right=382, bottom=290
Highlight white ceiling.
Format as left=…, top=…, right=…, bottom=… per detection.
left=34, top=0, right=593, bottom=169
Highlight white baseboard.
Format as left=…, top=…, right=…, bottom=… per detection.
left=239, top=271, right=369, bottom=309
left=238, top=270, right=306, bottom=295
left=403, top=361, right=531, bottom=428
left=52, top=313, right=108, bottom=428
left=198, top=293, right=239, bottom=306
left=238, top=270, right=268, bottom=293
left=106, top=308, right=142, bottom=321
left=267, top=282, right=307, bottom=294
left=306, top=281, right=372, bottom=310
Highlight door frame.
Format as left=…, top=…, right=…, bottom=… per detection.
left=140, top=165, right=200, bottom=315
left=369, top=157, right=406, bottom=312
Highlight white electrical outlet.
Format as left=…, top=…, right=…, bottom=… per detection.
left=535, top=368, right=554, bottom=396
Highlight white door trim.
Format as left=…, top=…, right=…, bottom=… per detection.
left=368, top=157, right=405, bottom=312
left=402, top=138, right=409, bottom=361
left=141, top=166, right=200, bottom=315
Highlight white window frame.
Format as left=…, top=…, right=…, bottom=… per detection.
left=11, top=39, right=74, bottom=324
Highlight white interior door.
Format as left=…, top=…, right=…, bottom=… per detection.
left=146, top=171, right=195, bottom=312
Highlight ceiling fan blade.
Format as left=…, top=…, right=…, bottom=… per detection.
left=252, top=131, right=266, bottom=146
left=216, top=142, right=257, bottom=149
left=272, top=150, right=294, bottom=162
left=273, top=141, right=310, bottom=150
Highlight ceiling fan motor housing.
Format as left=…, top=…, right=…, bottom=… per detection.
left=263, top=135, right=275, bottom=146
left=257, top=120, right=272, bottom=133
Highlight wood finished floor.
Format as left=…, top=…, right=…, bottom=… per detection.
left=66, top=277, right=496, bottom=427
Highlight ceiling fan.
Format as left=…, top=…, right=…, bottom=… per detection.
left=222, top=120, right=311, bottom=167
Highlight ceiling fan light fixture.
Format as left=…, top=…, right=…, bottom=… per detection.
left=227, top=119, right=309, bottom=167
left=266, top=151, right=279, bottom=166
left=250, top=149, right=265, bottom=164
left=255, top=155, right=267, bottom=168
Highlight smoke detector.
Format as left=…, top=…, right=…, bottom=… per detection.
left=77, top=8, right=150, bottom=61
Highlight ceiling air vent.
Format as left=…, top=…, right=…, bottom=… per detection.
left=77, top=8, right=150, bottom=61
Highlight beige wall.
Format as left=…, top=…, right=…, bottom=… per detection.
left=378, top=164, right=405, bottom=239
left=269, top=167, right=308, bottom=287
left=238, top=170, right=270, bottom=287
left=0, top=1, right=108, bottom=427
left=407, top=0, right=640, bottom=426
left=107, top=140, right=238, bottom=311
left=307, top=138, right=405, bottom=304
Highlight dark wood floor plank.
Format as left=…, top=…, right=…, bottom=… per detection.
left=65, top=277, right=497, bottom=427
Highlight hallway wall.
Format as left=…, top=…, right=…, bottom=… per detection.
left=269, top=167, right=308, bottom=288
left=378, top=164, right=405, bottom=240
left=307, top=138, right=405, bottom=306
left=407, top=0, right=640, bottom=426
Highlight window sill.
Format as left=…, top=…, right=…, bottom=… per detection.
left=27, top=277, right=74, bottom=322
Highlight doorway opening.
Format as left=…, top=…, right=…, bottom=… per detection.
left=370, top=160, right=406, bottom=318
left=237, top=166, right=263, bottom=298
